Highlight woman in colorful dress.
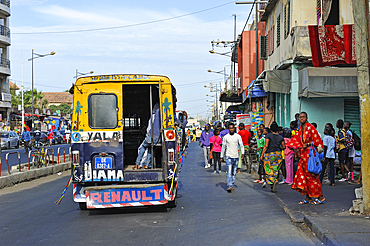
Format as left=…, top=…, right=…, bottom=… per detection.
left=260, top=122, right=285, bottom=193
left=286, top=112, right=325, bottom=205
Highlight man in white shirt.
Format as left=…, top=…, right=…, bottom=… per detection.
left=221, top=123, right=244, bottom=193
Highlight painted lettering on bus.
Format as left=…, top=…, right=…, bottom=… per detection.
left=90, top=169, right=124, bottom=182
left=87, top=132, right=119, bottom=141
left=89, top=188, right=164, bottom=204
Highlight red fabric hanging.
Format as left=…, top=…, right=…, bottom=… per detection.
left=308, top=24, right=356, bottom=67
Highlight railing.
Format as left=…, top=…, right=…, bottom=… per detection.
left=57, top=147, right=65, bottom=163
left=0, top=25, right=10, bottom=38
left=28, top=150, right=39, bottom=169
left=45, top=148, right=54, bottom=166
left=6, top=151, right=20, bottom=174
left=0, top=0, right=10, bottom=8
left=0, top=57, right=10, bottom=69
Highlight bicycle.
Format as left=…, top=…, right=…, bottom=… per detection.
left=31, top=147, right=46, bottom=168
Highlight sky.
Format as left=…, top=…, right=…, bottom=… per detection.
left=9, top=0, right=254, bottom=118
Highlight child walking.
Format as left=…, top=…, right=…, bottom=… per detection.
left=253, top=129, right=265, bottom=183
left=320, top=127, right=336, bottom=186
left=210, top=129, right=223, bottom=174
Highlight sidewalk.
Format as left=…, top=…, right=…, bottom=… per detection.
left=271, top=179, right=370, bottom=245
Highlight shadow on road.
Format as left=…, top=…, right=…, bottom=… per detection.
left=86, top=205, right=169, bottom=215
left=215, top=181, right=227, bottom=191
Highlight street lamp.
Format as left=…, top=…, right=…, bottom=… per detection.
left=209, top=50, right=232, bottom=57
left=28, top=50, right=56, bottom=129
left=74, top=69, right=94, bottom=79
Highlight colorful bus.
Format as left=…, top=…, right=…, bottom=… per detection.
left=70, top=74, right=184, bottom=209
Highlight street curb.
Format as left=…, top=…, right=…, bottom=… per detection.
left=0, top=163, right=71, bottom=189
left=303, top=215, right=341, bottom=246
left=275, top=193, right=340, bottom=245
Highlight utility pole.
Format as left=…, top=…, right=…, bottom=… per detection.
left=255, top=3, right=259, bottom=80
left=233, top=14, right=237, bottom=91
left=352, top=0, right=370, bottom=214
left=236, top=1, right=268, bottom=80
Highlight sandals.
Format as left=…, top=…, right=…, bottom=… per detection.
left=311, top=198, right=325, bottom=205
left=132, top=165, right=142, bottom=170
left=298, top=199, right=311, bottom=205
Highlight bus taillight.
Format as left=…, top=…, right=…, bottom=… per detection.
left=72, top=151, right=80, bottom=166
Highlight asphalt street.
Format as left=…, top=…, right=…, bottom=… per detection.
left=0, top=143, right=71, bottom=173
left=0, top=142, right=320, bottom=246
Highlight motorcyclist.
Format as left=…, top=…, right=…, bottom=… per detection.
left=34, top=129, right=42, bottom=148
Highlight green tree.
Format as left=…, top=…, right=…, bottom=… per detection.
left=49, top=103, right=72, bottom=114
left=11, top=89, right=47, bottom=109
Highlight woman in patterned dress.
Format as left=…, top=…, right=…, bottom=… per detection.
left=260, top=122, right=285, bottom=193
left=286, top=112, right=325, bottom=205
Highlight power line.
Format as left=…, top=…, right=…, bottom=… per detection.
left=176, top=79, right=222, bottom=88
left=178, top=98, right=207, bottom=103
left=241, top=0, right=256, bottom=33
left=10, top=79, right=68, bottom=89
left=13, top=1, right=236, bottom=35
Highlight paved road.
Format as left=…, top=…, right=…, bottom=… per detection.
left=0, top=143, right=71, bottom=173
left=0, top=143, right=319, bottom=246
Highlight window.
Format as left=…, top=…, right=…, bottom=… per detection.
left=260, top=35, right=268, bottom=60
left=277, top=14, right=281, bottom=47
left=284, top=0, right=290, bottom=39
left=88, top=94, right=118, bottom=128
left=268, top=24, right=274, bottom=56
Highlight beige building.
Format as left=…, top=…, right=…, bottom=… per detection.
left=0, top=1, right=10, bottom=121
left=259, top=0, right=359, bottom=135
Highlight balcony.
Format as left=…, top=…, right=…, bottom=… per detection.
left=0, top=57, right=10, bottom=76
left=0, top=0, right=10, bottom=17
left=0, top=24, right=10, bottom=45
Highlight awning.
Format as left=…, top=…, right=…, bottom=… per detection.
left=226, top=104, right=244, bottom=112
left=247, top=80, right=268, bottom=98
left=220, top=92, right=242, bottom=103
left=299, top=67, right=358, bottom=98
left=263, top=70, right=291, bottom=94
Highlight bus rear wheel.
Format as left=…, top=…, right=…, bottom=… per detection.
left=79, top=202, right=87, bottom=210
left=167, top=196, right=177, bottom=208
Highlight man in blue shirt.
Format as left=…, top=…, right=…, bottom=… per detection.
left=20, top=127, right=32, bottom=153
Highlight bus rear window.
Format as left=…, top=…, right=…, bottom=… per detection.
left=88, top=94, right=118, bottom=128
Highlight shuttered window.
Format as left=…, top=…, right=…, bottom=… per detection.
left=268, top=25, right=274, bottom=56
left=285, top=0, right=290, bottom=39
left=277, top=14, right=281, bottom=47
left=260, top=35, right=268, bottom=60
left=344, top=98, right=361, bottom=137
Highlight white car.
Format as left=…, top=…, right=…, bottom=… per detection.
left=1, top=131, right=20, bottom=149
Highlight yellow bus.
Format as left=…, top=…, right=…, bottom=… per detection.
left=70, top=74, right=185, bottom=209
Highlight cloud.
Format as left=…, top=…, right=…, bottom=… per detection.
left=10, top=3, right=247, bottom=117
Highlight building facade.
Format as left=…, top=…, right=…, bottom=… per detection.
left=260, top=0, right=359, bottom=135
left=0, top=0, right=10, bottom=121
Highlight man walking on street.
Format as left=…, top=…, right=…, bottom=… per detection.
left=200, top=124, right=214, bottom=168
left=221, top=123, right=244, bottom=193
left=237, top=123, right=251, bottom=173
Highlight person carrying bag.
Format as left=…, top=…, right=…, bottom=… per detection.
left=307, top=141, right=322, bottom=175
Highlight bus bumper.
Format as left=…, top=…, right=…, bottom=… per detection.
left=73, top=183, right=173, bottom=209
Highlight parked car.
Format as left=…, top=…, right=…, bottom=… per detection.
left=57, top=130, right=67, bottom=143
left=53, top=131, right=64, bottom=144
left=1, top=131, right=20, bottom=149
